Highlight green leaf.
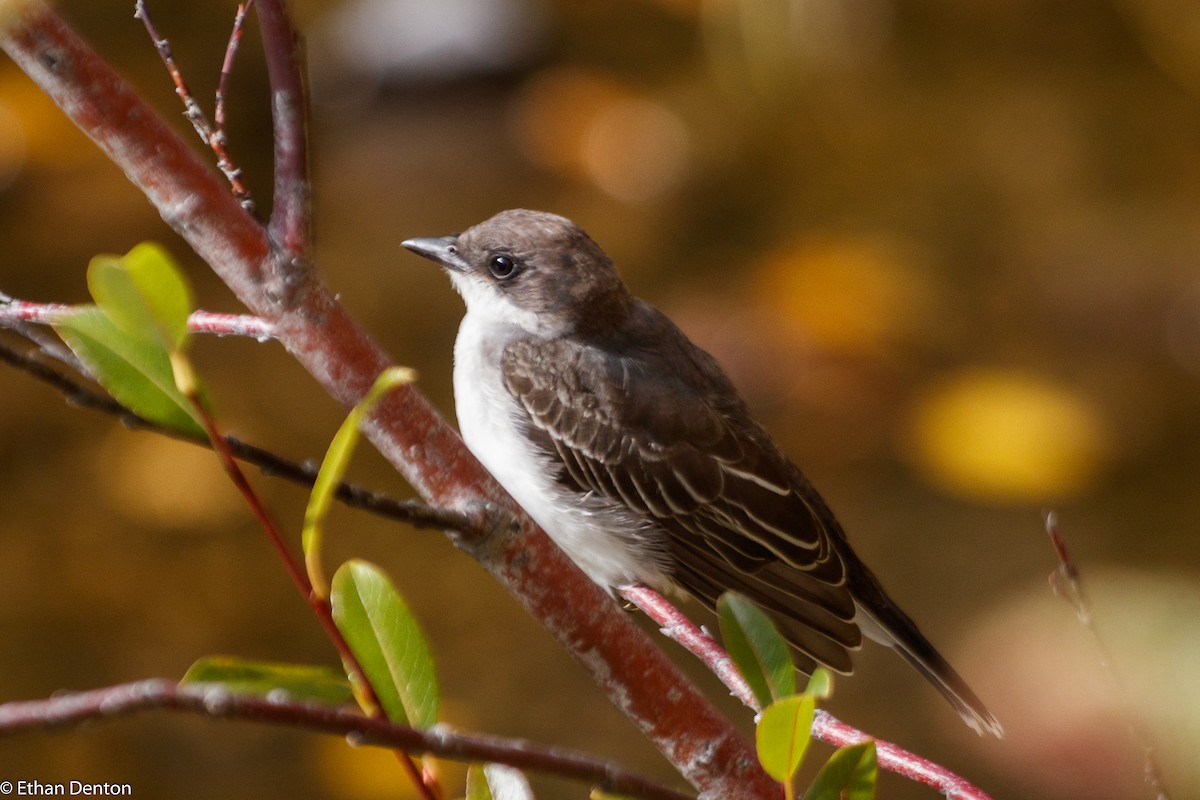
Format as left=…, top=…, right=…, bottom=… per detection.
left=805, top=741, right=877, bottom=800
left=330, top=559, right=439, bottom=729
left=756, top=694, right=815, bottom=784
left=54, top=307, right=204, bottom=438
left=804, top=668, right=833, bottom=700
left=181, top=656, right=354, bottom=706
left=466, top=764, right=533, bottom=800
left=303, top=366, right=415, bottom=598
left=718, top=591, right=796, bottom=707
left=590, top=790, right=635, bottom=800
left=87, top=242, right=193, bottom=351
left=465, top=765, right=493, bottom=800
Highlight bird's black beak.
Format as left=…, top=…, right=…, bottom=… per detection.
left=402, top=235, right=468, bottom=272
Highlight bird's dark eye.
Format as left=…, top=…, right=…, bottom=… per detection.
left=488, top=254, right=520, bottom=280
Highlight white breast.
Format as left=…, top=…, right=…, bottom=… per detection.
left=452, top=307, right=669, bottom=591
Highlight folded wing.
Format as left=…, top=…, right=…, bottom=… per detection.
left=501, top=331, right=862, bottom=674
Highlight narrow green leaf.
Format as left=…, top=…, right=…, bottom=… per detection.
left=805, top=741, right=877, bottom=800
left=87, top=242, right=193, bottom=351
left=465, top=765, right=493, bottom=800
left=804, top=668, right=833, bottom=700
left=181, top=656, right=354, bottom=706
left=303, top=366, right=416, bottom=598
left=718, top=591, right=796, bottom=707
left=467, top=764, right=534, bottom=800
left=590, top=790, right=635, bottom=800
left=54, top=307, right=204, bottom=438
left=756, top=694, right=815, bottom=784
left=330, top=559, right=439, bottom=729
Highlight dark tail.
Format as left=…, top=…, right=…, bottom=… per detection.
left=850, top=562, right=1003, bottom=737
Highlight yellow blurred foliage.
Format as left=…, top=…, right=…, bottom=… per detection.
left=0, top=99, right=23, bottom=189
left=754, top=233, right=933, bottom=356
left=0, top=70, right=97, bottom=168
left=509, top=67, right=689, bottom=203
left=314, top=738, right=456, bottom=800
left=96, top=430, right=242, bottom=527
left=314, top=737, right=412, bottom=800
left=904, top=369, right=1113, bottom=503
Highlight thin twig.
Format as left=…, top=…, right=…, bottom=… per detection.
left=214, top=3, right=253, bottom=152
left=135, top=0, right=254, bottom=207
left=215, top=1, right=253, bottom=136
left=0, top=680, right=692, bottom=800
left=623, top=583, right=996, bottom=800
left=810, top=711, right=991, bottom=800
left=213, top=0, right=255, bottom=211
left=0, top=332, right=477, bottom=534
left=134, top=1, right=211, bottom=143
left=1044, top=512, right=1171, bottom=800
left=620, top=585, right=759, bottom=710
left=0, top=294, right=78, bottom=366
left=252, top=0, right=310, bottom=255
left=184, top=392, right=440, bottom=800
left=0, top=298, right=276, bottom=340
left=185, top=310, right=276, bottom=339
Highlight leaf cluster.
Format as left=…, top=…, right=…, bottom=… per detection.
left=718, top=594, right=878, bottom=800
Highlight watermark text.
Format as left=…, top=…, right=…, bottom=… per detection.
left=0, top=780, right=132, bottom=796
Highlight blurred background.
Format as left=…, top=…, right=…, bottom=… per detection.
left=2, top=0, right=1200, bottom=798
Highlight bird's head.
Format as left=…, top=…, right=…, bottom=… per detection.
left=403, top=209, right=631, bottom=338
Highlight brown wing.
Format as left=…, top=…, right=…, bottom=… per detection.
left=501, top=325, right=863, bottom=674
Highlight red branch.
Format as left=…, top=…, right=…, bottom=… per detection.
left=811, top=713, right=992, bottom=800
left=0, top=299, right=275, bottom=339
left=623, top=585, right=996, bottom=800
left=0, top=5, right=775, bottom=797
left=215, top=0, right=254, bottom=141
left=252, top=0, right=309, bottom=255
left=621, top=585, right=759, bottom=710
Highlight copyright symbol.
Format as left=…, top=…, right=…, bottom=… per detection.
left=0, top=780, right=12, bottom=794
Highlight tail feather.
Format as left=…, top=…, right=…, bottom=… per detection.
left=854, top=594, right=1002, bottom=737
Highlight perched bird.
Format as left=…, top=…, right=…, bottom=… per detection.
left=403, top=209, right=1000, bottom=736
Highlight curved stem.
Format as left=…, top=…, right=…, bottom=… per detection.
left=0, top=680, right=692, bottom=800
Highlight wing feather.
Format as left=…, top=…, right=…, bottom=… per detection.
left=501, top=324, right=861, bottom=676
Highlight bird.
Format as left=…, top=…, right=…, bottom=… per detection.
left=402, top=209, right=1001, bottom=736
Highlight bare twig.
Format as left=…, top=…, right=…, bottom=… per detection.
left=0, top=293, right=77, bottom=365
left=0, top=680, right=692, bottom=800
left=623, top=583, right=997, bottom=800
left=184, top=310, right=276, bottom=339
left=135, top=0, right=254, bottom=207
left=252, top=0, right=309, bottom=255
left=0, top=332, right=480, bottom=534
left=1044, top=512, right=1171, bottom=800
left=215, top=1, right=253, bottom=141
left=0, top=298, right=276, bottom=340
left=620, top=585, right=759, bottom=710
left=810, top=712, right=993, bottom=800
left=134, top=1, right=211, bottom=143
